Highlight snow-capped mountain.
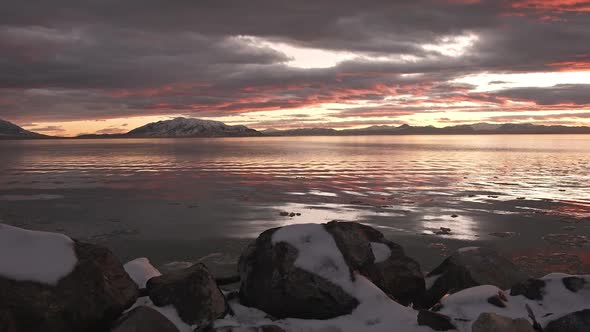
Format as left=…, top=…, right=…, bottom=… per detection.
left=0, top=119, right=47, bottom=139
left=125, top=117, right=262, bottom=137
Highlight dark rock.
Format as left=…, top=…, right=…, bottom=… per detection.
left=417, top=310, right=456, bottom=331
left=323, top=221, right=425, bottom=306
left=435, top=227, right=452, bottom=235
left=472, top=312, right=535, bottom=332
left=451, top=214, right=458, bottom=218
left=147, top=263, right=227, bottom=326
left=238, top=227, right=359, bottom=319
left=545, top=309, right=590, bottom=332
left=111, top=306, right=179, bottom=332
left=0, top=240, right=138, bottom=332
left=510, top=279, right=546, bottom=301
left=279, top=212, right=289, bottom=216
left=421, top=247, right=528, bottom=308
left=563, top=276, right=586, bottom=292
left=0, top=309, right=16, bottom=332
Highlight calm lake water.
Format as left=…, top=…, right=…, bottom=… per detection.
left=1, top=135, right=589, bottom=276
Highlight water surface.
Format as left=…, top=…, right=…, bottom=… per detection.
left=1, top=135, right=589, bottom=276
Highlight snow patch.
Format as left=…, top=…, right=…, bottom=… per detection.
left=124, top=257, right=161, bottom=288
left=370, top=242, right=391, bottom=263
left=0, top=223, right=77, bottom=285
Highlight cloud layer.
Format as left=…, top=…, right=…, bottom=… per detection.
left=0, top=0, right=589, bottom=135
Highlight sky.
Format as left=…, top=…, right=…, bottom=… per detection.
left=1, top=0, right=590, bottom=136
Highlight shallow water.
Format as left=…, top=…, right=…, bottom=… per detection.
left=1, top=135, right=589, bottom=276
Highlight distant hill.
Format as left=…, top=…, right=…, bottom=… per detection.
left=0, top=119, right=48, bottom=139
left=264, top=123, right=590, bottom=136
left=127, top=117, right=262, bottom=137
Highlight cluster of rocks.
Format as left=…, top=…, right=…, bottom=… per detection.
left=1, top=221, right=589, bottom=332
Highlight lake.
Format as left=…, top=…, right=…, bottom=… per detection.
left=1, top=135, right=589, bottom=277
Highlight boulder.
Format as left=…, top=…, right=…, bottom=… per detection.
left=323, top=221, right=425, bottom=305
left=238, top=222, right=425, bottom=319
left=421, top=247, right=528, bottom=308
left=545, top=309, right=590, bottom=332
left=238, top=226, right=359, bottom=319
left=472, top=312, right=535, bottom=332
left=111, top=306, right=179, bottom=332
left=509, top=279, right=546, bottom=300
left=0, top=240, right=139, bottom=332
left=146, top=263, right=227, bottom=326
left=417, top=310, right=456, bottom=330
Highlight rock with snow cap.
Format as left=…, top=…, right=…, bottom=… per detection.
left=323, top=221, right=425, bottom=306
left=239, top=221, right=425, bottom=319
left=146, top=263, right=227, bottom=326
left=238, top=225, right=359, bottom=319
left=0, top=224, right=138, bottom=332
left=421, top=247, right=528, bottom=308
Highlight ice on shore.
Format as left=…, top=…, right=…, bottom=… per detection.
left=0, top=223, right=77, bottom=285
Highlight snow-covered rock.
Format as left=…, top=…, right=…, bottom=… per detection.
left=126, top=117, right=261, bottom=137
left=124, top=257, right=162, bottom=288
left=421, top=247, right=528, bottom=308
left=146, top=263, right=227, bottom=327
left=324, top=221, right=425, bottom=306
left=238, top=224, right=359, bottom=319
left=0, top=224, right=138, bottom=332
left=238, top=222, right=425, bottom=319
left=0, top=224, right=77, bottom=285
left=436, top=274, right=590, bottom=331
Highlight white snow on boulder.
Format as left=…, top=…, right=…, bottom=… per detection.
left=265, top=223, right=431, bottom=332
left=370, top=242, right=391, bottom=263
left=124, top=257, right=162, bottom=288
left=0, top=223, right=77, bottom=285
left=438, top=274, right=590, bottom=331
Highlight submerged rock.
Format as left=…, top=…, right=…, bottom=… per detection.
left=545, top=309, right=590, bottom=332
left=111, top=306, right=179, bottom=332
left=146, top=263, right=227, bottom=326
left=472, top=312, right=535, bottom=332
left=0, top=240, right=138, bottom=332
left=238, top=221, right=425, bottom=319
left=421, top=247, right=528, bottom=308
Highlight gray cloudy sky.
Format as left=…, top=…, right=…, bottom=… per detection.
left=1, top=0, right=589, bottom=135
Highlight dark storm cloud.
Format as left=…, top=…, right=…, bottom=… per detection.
left=492, top=84, right=590, bottom=105
left=0, top=0, right=589, bottom=123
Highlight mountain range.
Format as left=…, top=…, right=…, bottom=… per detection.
left=0, top=119, right=48, bottom=139
left=1, top=117, right=590, bottom=139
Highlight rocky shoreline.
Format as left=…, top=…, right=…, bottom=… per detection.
left=1, top=221, right=589, bottom=332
